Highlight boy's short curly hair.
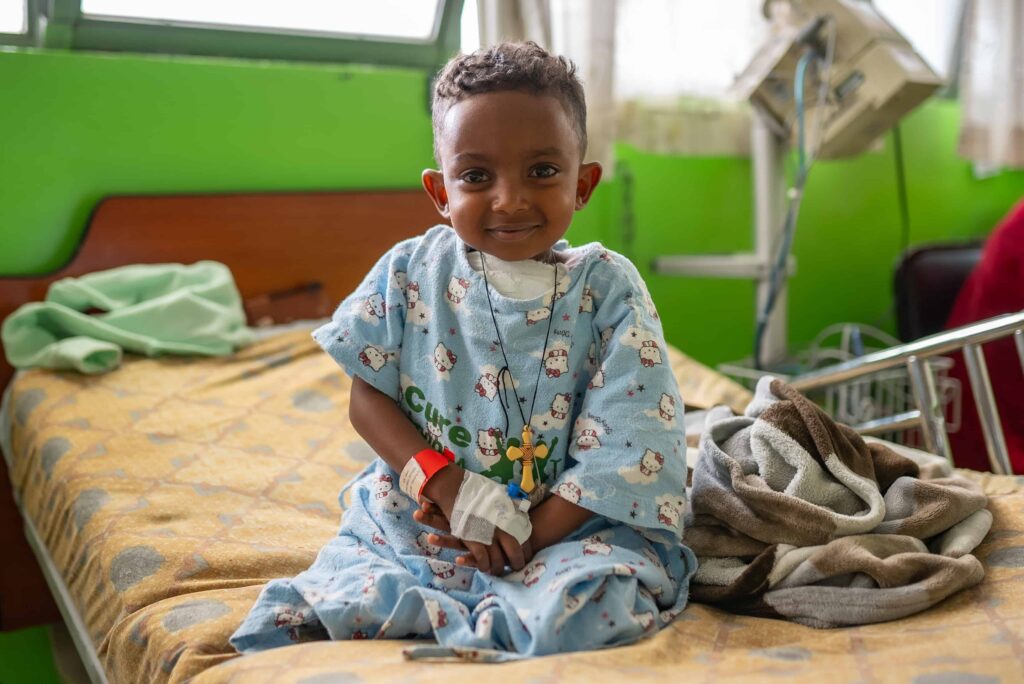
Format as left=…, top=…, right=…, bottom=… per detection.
left=431, top=41, right=588, bottom=163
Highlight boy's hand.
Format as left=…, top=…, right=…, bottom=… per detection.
left=413, top=501, right=533, bottom=575
left=419, top=463, right=464, bottom=521
left=416, top=491, right=596, bottom=574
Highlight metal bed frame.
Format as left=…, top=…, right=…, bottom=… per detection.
left=0, top=381, right=108, bottom=684
left=789, top=310, right=1024, bottom=475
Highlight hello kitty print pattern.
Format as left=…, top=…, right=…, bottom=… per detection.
left=232, top=492, right=698, bottom=662
left=311, top=225, right=687, bottom=538
left=279, top=228, right=696, bottom=657
left=475, top=427, right=504, bottom=469
left=446, top=276, right=470, bottom=308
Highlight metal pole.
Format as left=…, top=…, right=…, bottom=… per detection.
left=853, top=410, right=922, bottom=436
left=962, top=343, right=1013, bottom=474
left=752, top=108, right=789, bottom=367
left=791, top=311, right=1024, bottom=392
left=906, top=355, right=952, bottom=464
left=1015, top=329, right=1024, bottom=372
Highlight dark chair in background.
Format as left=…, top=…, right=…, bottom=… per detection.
left=893, top=242, right=983, bottom=342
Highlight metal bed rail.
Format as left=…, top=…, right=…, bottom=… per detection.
left=789, top=310, right=1024, bottom=475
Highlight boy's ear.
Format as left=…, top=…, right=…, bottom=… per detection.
left=421, top=169, right=450, bottom=219
left=574, top=162, right=603, bottom=210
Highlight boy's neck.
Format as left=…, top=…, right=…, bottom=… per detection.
left=531, top=248, right=563, bottom=265
left=474, top=247, right=563, bottom=265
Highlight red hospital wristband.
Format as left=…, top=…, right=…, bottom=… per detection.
left=413, top=448, right=456, bottom=494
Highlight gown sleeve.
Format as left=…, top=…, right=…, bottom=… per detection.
left=311, top=239, right=417, bottom=402
left=551, top=255, right=688, bottom=538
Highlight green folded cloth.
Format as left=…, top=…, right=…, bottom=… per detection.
left=2, top=261, right=254, bottom=374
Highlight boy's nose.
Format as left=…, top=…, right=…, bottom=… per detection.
left=490, top=180, right=530, bottom=214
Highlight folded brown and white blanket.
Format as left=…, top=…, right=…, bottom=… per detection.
left=685, top=377, right=992, bottom=628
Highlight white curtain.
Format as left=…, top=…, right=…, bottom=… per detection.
left=475, top=0, right=764, bottom=164
left=549, top=1, right=616, bottom=172
left=957, top=0, right=1024, bottom=170
left=476, top=0, right=552, bottom=47
left=471, top=0, right=966, bottom=162
left=613, top=0, right=764, bottom=157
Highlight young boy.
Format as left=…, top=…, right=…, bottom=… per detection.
left=230, top=42, right=695, bottom=661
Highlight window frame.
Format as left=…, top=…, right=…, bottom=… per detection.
left=0, top=0, right=39, bottom=46
left=17, top=0, right=463, bottom=70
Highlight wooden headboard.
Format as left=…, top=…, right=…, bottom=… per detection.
left=0, top=190, right=443, bottom=389
left=0, top=189, right=441, bottom=630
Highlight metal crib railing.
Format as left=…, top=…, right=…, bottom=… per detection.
left=789, top=310, right=1024, bottom=475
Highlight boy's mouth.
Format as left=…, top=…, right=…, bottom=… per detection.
left=487, top=224, right=539, bottom=241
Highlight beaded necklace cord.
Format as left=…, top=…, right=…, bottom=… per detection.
left=479, top=252, right=558, bottom=496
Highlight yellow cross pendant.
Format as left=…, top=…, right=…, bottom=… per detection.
left=506, top=425, right=549, bottom=493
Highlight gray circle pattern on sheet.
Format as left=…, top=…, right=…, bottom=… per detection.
left=72, top=488, right=110, bottom=530
left=147, top=432, right=177, bottom=444
left=161, top=644, right=187, bottom=674
left=14, top=388, right=46, bottom=425
left=912, top=674, right=1001, bottom=684
left=40, top=437, right=72, bottom=477
left=161, top=600, right=231, bottom=633
left=750, top=646, right=813, bottom=661
left=985, top=546, right=1024, bottom=568
left=129, top=617, right=148, bottom=646
left=292, top=389, right=334, bottom=412
left=297, top=674, right=363, bottom=684
left=110, top=545, right=166, bottom=592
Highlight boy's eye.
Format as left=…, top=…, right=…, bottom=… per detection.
left=460, top=170, right=490, bottom=183
left=530, top=164, right=559, bottom=178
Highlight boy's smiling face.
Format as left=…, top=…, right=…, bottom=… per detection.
left=423, top=90, right=601, bottom=262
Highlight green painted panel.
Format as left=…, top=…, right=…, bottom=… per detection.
left=0, top=627, right=61, bottom=683
left=596, top=101, right=1023, bottom=366
left=595, top=148, right=757, bottom=366
left=791, top=101, right=1024, bottom=358
left=0, top=49, right=435, bottom=275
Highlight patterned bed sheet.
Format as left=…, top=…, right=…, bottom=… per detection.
left=2, top=330, right=1023, bottom=684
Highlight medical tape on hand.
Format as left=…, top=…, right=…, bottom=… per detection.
left=449, top=470, right=533, bottom=545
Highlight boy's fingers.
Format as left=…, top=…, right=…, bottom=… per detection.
left=488, top=543, right=507, bottom=576
left=455, top=552, right=478, bottom=568
left=497, top=532, right=525, bottom=571
left=412, top=509, right=451, bottom=533
left=427, top=533, right=466, bottom=550
left=462, top=541, right=491, bottom=573
left=411, top=509, right=434, bottom=526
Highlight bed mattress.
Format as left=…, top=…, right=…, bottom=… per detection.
left=3, top=330, right=1022, bottom=683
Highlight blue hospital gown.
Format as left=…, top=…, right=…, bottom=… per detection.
left=230, top=225, right=697, bottom=661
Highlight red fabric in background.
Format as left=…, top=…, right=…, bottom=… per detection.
left=945, top=199, right=1024, bottom=473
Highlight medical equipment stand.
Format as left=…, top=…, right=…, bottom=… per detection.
left=653, top=108, right=794, bottom=367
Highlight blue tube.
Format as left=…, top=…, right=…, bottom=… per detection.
left=752, top=48, right=818, bottom=370
left=795, top=49, right=814, bottom=176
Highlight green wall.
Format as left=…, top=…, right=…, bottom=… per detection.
left=1, top=47, right=1022, bottom=371
left=0, top=49, right=435, bottom=274
left=607, top=101, right=1024, bottom=365
left=0, top=626, right=61, bottom=683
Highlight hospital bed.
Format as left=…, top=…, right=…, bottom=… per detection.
left=1, top=191, right=1022, bottom=684
left=789, top=312, right=1024, bottom=476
